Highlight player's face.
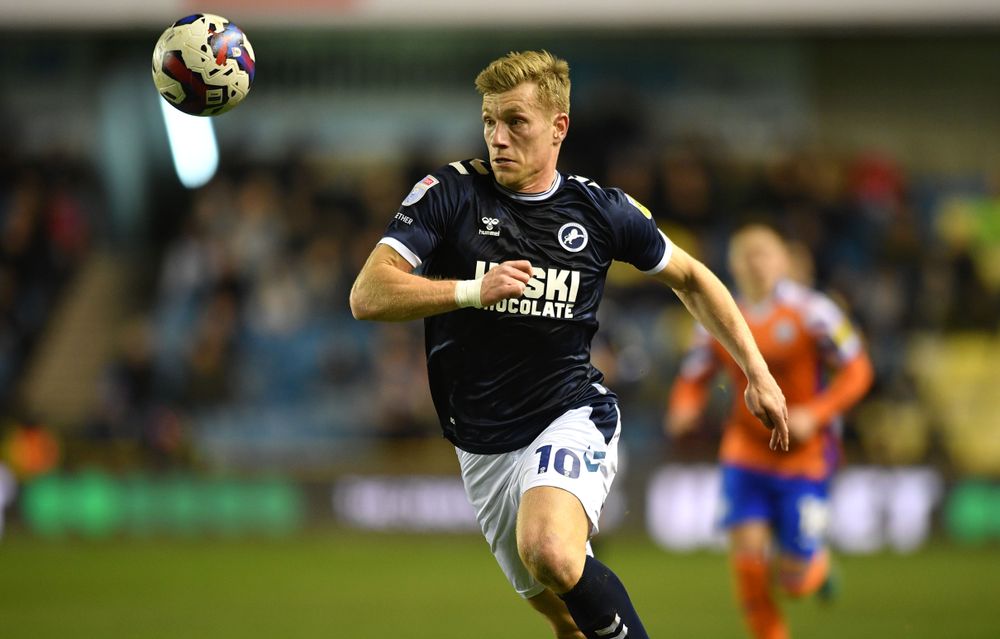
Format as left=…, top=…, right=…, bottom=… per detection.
left=729, top=229, right=789, bottom=301
left=482, top=83, right=568, bottom=193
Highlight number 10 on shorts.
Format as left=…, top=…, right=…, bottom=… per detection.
left=535, top=445, right=605, bottom=479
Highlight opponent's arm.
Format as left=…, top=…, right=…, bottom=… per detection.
left=665, top=331, right=718, bottom=438
left=666, top=376, right=710, bottom=438
left=653, top=245, right=790, bottom=451
left=809, top=352, right=874, bottom=424
left=788, top=349, right=874, bottom=443
left=350, top=243, right=533, bottom=322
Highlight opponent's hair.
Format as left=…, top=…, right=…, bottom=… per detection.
left=731, top=222, right=786, bottom=248
left=729, top=223, right=791, bottom=266
left=475, top=50, right=570, bottom=115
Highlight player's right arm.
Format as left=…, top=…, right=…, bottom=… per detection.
left=350, top=164, right=533, bottom=322
left=350, top=245, right=532, bottom=322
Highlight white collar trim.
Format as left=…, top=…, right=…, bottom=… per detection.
left=493, top=173, right=562, bottom=202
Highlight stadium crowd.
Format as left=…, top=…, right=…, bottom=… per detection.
left=2, top=141, right=999, bottom=474
left=0, top=157, right=95, bottom=407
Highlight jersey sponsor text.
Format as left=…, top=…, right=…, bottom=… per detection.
left=474, top=260, right=580, bottom=319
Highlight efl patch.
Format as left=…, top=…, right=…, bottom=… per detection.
left=626, top=193, right=653, bottom=219
left=832, top=320, right=854, bottom=348
left=401, top=175, right=440, bottom=207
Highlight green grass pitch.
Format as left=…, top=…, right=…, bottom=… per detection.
left=1, top=532, right=997, bottom=638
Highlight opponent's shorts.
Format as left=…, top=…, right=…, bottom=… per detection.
left=719, top=464, right=830, bottom=559
left=456, top=402, right=621, bottom=598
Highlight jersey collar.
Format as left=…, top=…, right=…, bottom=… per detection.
left=741, top=279, right=793, bottom=318
left=492, top=173, right=563, bottom=202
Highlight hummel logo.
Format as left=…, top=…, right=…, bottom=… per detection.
left=479, top=217, right=501, bottom=237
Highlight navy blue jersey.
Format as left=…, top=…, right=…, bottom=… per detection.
left=379, top=159, right=672, bottom=454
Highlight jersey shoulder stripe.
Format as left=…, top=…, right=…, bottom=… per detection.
left=448, top=158, right=491, bottom=176
left=563, top=176, right=647, bottom=221
left=562, top=177, right=671, bottom=273
left=774, top=280, right=845, bottom=331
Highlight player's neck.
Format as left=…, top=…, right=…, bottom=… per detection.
left=743, top=286, right=773, bottom=306
left=522, top=168, right=559, bottom=194
left=500, top=170, right=560, bottom=196
left=742, top=278, right=785, bottom=305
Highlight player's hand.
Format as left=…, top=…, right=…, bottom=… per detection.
left=744, top=373, right=790, bottom=452
left=787, top=406, right=820, bottom=444
left=479, top=260, right=533, bottom=306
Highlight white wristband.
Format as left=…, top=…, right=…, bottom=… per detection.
left=455, top=278, right=484, bottom=309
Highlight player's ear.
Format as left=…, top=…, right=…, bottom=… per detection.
left=552, top=112, right=569, bottom=144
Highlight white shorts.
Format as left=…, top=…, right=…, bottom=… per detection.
left=456, top=403, right=622, bottom=598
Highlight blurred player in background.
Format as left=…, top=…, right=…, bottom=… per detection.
left=666, top=224, right=874, bottom=639
left=351, top=50, right=789, bottom=639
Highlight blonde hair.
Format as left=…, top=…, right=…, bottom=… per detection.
left=475, top=50, right=570, bottom=115
left=729, top=223, right=791, bottom=276
left=731, top=222, right=784, bottom=244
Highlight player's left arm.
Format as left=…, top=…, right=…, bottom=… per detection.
left=788, top=296, right=875, bottom=440
left=350, top=243, right=531, bottom=322
left=787, top=354, right=874, bottom=442
left=654, top=246, right=789, bottom=451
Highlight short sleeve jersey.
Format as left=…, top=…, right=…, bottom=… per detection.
left=379, top=159, right=672, bottom=454
left=678, top=279, right=864, bottom=479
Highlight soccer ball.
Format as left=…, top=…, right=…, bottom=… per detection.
left=152, top=13, right=256, bottom=116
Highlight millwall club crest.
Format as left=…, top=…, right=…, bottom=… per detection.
left=558, top=222, right=588, bottom=252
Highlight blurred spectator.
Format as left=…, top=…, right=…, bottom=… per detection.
left=88, top=318, right=156, bottom=442
left=86, top=316, right=189, bottom=468
left=183, top=286, right=240, bottom=407
left=935, top=177, right=1000, bottom=330
left=370, top=323, right=437, bottom=439
left=0, top=160, right=94, bottom=408
left=2, top=416, right=61, bottom=480
left=658, top=147, right=719, bottom=231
